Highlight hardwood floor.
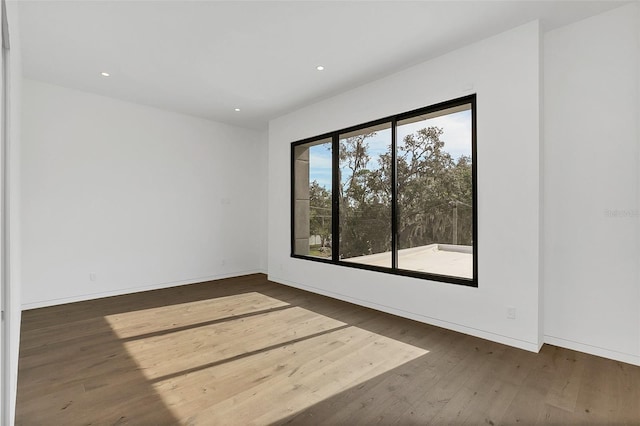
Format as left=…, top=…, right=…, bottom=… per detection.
left=16, top=274, right=640, bottom=425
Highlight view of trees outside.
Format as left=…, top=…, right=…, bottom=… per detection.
left=396, top=108, right=473, bottom=272
left=339, top=124, right=392, bottom=265
left=303, top=105, right=473, bottom=274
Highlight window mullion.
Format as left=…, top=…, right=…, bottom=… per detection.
left=391, top=118, right=398, bottom=270
left=331, top=134, right=340, bottom=263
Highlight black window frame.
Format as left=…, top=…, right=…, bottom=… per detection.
left=290, top=94, right=478, bottom=287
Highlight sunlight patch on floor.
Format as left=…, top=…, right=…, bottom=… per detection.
left=105, top=291, right=289, bottom=339
left=106, top=293, right=428, bottom=425
left=155, top=325, right=427, bottom=425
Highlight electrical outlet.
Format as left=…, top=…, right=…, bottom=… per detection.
left=507, top=306, right=516, bottom=320
left=89, top=273, right=97, bottom=282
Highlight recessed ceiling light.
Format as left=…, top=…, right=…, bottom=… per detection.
left=316, top=65, right=325, bottom=71
left=234, top=108, right=241, bottom=112
left=100, top=72, right=110, bottom=77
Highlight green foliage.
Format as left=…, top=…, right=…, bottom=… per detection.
left=336, top=126, right=473, bottom=259
left=395, top=127, right=473, bottom=249
left=306, top=126, right=472, bottom=259
left=338, top=133, right=392, bottom=258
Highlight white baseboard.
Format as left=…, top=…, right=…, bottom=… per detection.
left=268, top=274, right=541, bottom=353
left=544, top=335, right=640, bottom=366
left=21, top=270, right=266, bottom=310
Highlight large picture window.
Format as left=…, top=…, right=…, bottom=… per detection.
left=291, top=95, right=477, bottom=286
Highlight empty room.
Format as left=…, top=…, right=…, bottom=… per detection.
left=1, top=0, right=639, bottom=424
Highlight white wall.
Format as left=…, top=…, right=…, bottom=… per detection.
left=543, top=3, right=640, bottom=365
left=269, top=22, right=542, bottom=352
left=21, top=79, right=265, bottom=308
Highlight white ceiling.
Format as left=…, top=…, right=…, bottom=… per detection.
left=18, top=1, right=626, bottom=130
